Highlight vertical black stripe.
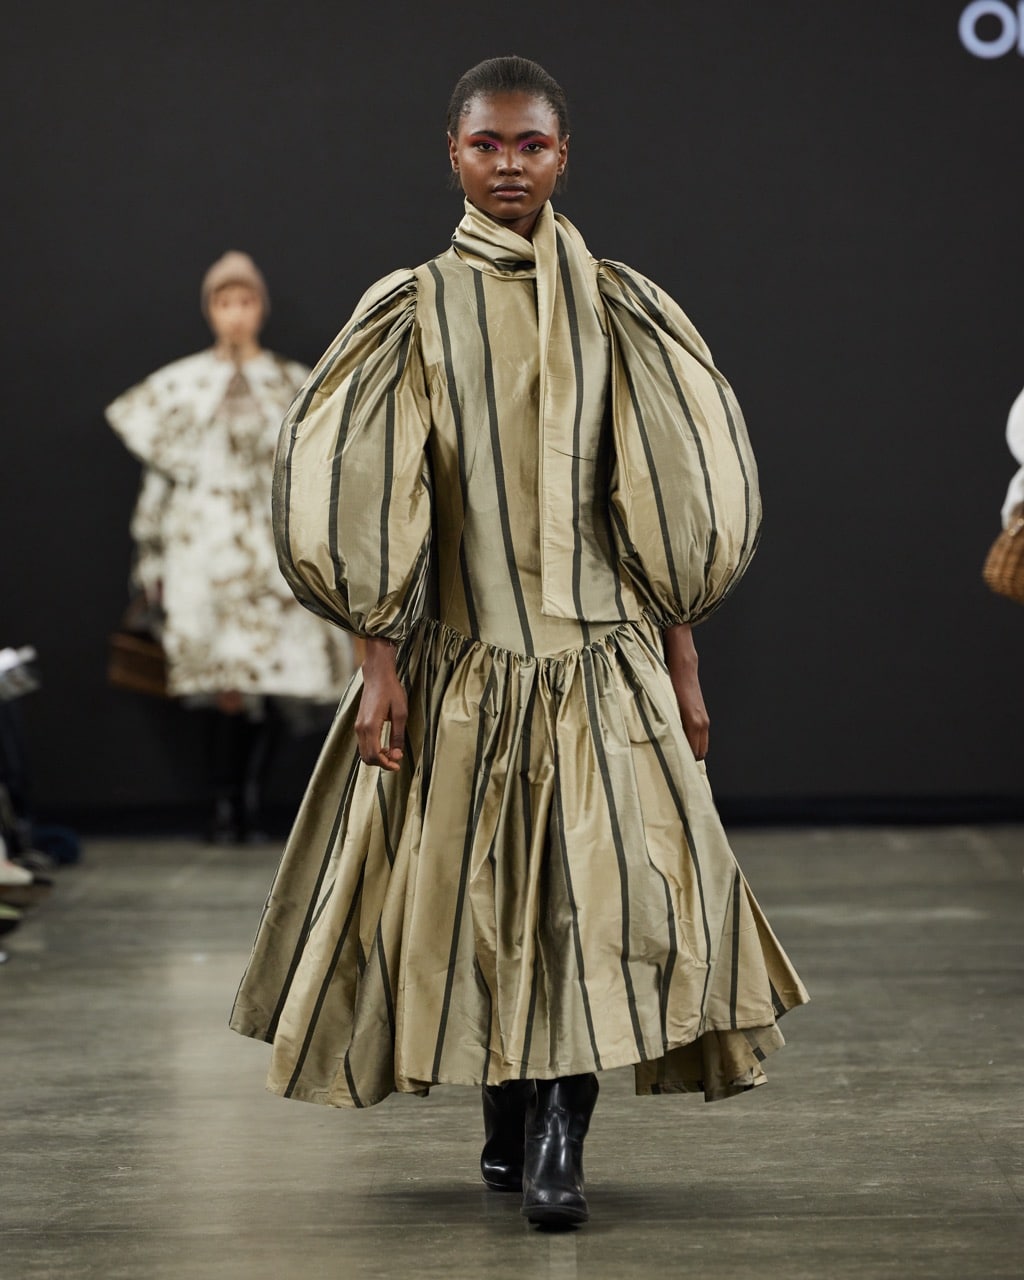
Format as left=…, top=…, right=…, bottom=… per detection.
left=477, top=956, right=494, bottom=1086
left=480, top=790, right=503, bottom=1086
left=327, top=367, right=364, bottom=607
left=280, top=324, right=361, bottom=581
left=307, top=881, right=336, bottom=932
left=608, top=497, right=634, bottom=558
left=729, top=871, right=741, bottom=1029
left=628, top=690, right=715, bottom=1017
left=477, top=668, right=535, bottom=1075
left=716, top=382, right=754, bottom=567
left=418, top=632, right=472, bottom=799
left=609, top=640, right=678, bottom=1049
left=555, top=236, right=588, bottom=622
left=278, top=281, right=415, bottom=618
left=520, top=964, right=540, bottom=1079
left=608, top=501, right=647, bottom=619
left=377, top=326, right=413, bottom=602
left=289, top=280, right=415, bottom=434
left=631, top=620, right=670, bottom=671
left=427, top=261, right=480, bottom=635
left=474, top=273, right=534, bottom=654
left=343, top=1055, right=365, bottom=1108
left=375, top=775, right=398, bottom=869
left=551, top=770, right=603, bottom=1071
left=278, top=419, right=297, bottom=591
left=518, top=680, right=539, bottom=1074
left=392, top=538, right=434, bottom=638
left=598, top=403, right=629, bottom=620
left=692, top=522, right=762, bottom=624
left=431, top=668, right=500, bottom=1080
left=580, top=652, right=646, bottom=1060
left=619, top=359, right=686, bottom=607
left=374, top=927, right=396, bottom=1044
left=613, top=267, right=719, bottom=582
left=284, top=863, right=366, bottom=1098
left=266, top=750, right=363, bottom=1039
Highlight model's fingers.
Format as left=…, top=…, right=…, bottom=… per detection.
left=388, top=702, right=407, bottom=759
left=355, top=709, right=385, bottom=766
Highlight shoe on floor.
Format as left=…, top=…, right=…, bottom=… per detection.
left=0, top=860, right=53, bottom=908
left=0, top=902, right=22, bottom=936
left=0, top=858, right=32, bottom=887
left=14, top=848, right=58, bottom=875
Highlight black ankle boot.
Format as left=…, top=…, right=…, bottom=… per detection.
left=480, top=1080, right=535, bottom=1191
left=237, top=705, right=283, bottom=844
left=206, top=791, right=241, bottom=845
left=521, top=1073, right=599, bottom=1227
left=205, top=710, right=249, bottom=844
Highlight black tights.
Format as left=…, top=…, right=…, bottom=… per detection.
left=205, top=701, right=283, bottom=842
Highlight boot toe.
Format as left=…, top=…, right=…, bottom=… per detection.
left=522, top=1191, right=589, bottom=1227
left=480, top=1160, right=523, bottom=1192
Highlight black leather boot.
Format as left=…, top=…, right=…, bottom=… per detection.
left=206, top=790, right=241, bottom=845
left=521, top=1073, right=599, bottom=1227
left=204, top=709, right=248, bottom=844
left=480, top=1080, right=535, bottom=1191
left=237, top=702, right=284, bottom=844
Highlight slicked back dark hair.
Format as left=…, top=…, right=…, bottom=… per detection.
left=446, top=56, right=570, bottom=139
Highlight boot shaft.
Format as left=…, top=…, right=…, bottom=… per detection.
left=529, top=1073, right=600, bottom=1144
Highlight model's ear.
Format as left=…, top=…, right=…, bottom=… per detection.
left=557, top=133, right=570, bottom=176
left=447, top=132, right=459, bottom=172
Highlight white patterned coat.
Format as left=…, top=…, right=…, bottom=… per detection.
left=1003, top=387, right=1024, bottom=528
left=107, top=348, right=354, bottom=700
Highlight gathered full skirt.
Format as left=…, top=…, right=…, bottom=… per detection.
left=229, top=615, right=808, bottom=1107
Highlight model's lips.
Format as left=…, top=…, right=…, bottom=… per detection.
left=492, top=184, right=527, bottom=196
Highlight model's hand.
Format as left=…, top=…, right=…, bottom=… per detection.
left=356, top=638, right=407, bottom=771
left=216, top=689, right=245, bottom=716
left=663, top=623, right=710, bottom=761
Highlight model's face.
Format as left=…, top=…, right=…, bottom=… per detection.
left=448, top=91, right=568, bottom=239
left=207, top=284, right=263, bottom=346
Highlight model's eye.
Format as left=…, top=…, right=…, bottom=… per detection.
left=521, top=142, right=546, bottom=152
left=472, top=141, right=497, bottom=151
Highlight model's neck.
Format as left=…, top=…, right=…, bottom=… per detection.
left=473, top=200, right=543, bottom=242
left=213, top=339, right=263, bottom=366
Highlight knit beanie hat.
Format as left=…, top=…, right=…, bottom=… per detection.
left=200, top=250, right=270, bottom=321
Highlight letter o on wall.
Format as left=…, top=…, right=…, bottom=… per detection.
left=959, top=1, right=1020, bottom=58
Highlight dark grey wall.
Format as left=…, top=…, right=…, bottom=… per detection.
left=4, top=1, right=1023, bottom=824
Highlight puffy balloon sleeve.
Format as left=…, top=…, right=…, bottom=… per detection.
left=105, top=371, right=172, bottom=473
left=105, top=352, right=230, bottom=484
left=272, top=269, right=432, bottom=641
left=597, top=260, right=762, bottom=626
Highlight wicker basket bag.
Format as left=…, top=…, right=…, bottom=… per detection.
left=982, top=503, right=1024, bottom=605
left=107, top=592, right=169, bottom=698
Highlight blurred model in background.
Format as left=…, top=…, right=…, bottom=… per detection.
left=1001, top=386, right=1024, bottom=528
left=106, top=251, right=355, bottom=844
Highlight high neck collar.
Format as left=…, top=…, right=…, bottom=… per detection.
left=450, top=198, right=558, bottom=278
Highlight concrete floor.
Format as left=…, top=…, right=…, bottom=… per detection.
left=2, top=825, right=1022, bottom=1279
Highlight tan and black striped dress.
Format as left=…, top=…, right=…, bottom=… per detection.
left=229, top=200, right=808, bottom=1108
